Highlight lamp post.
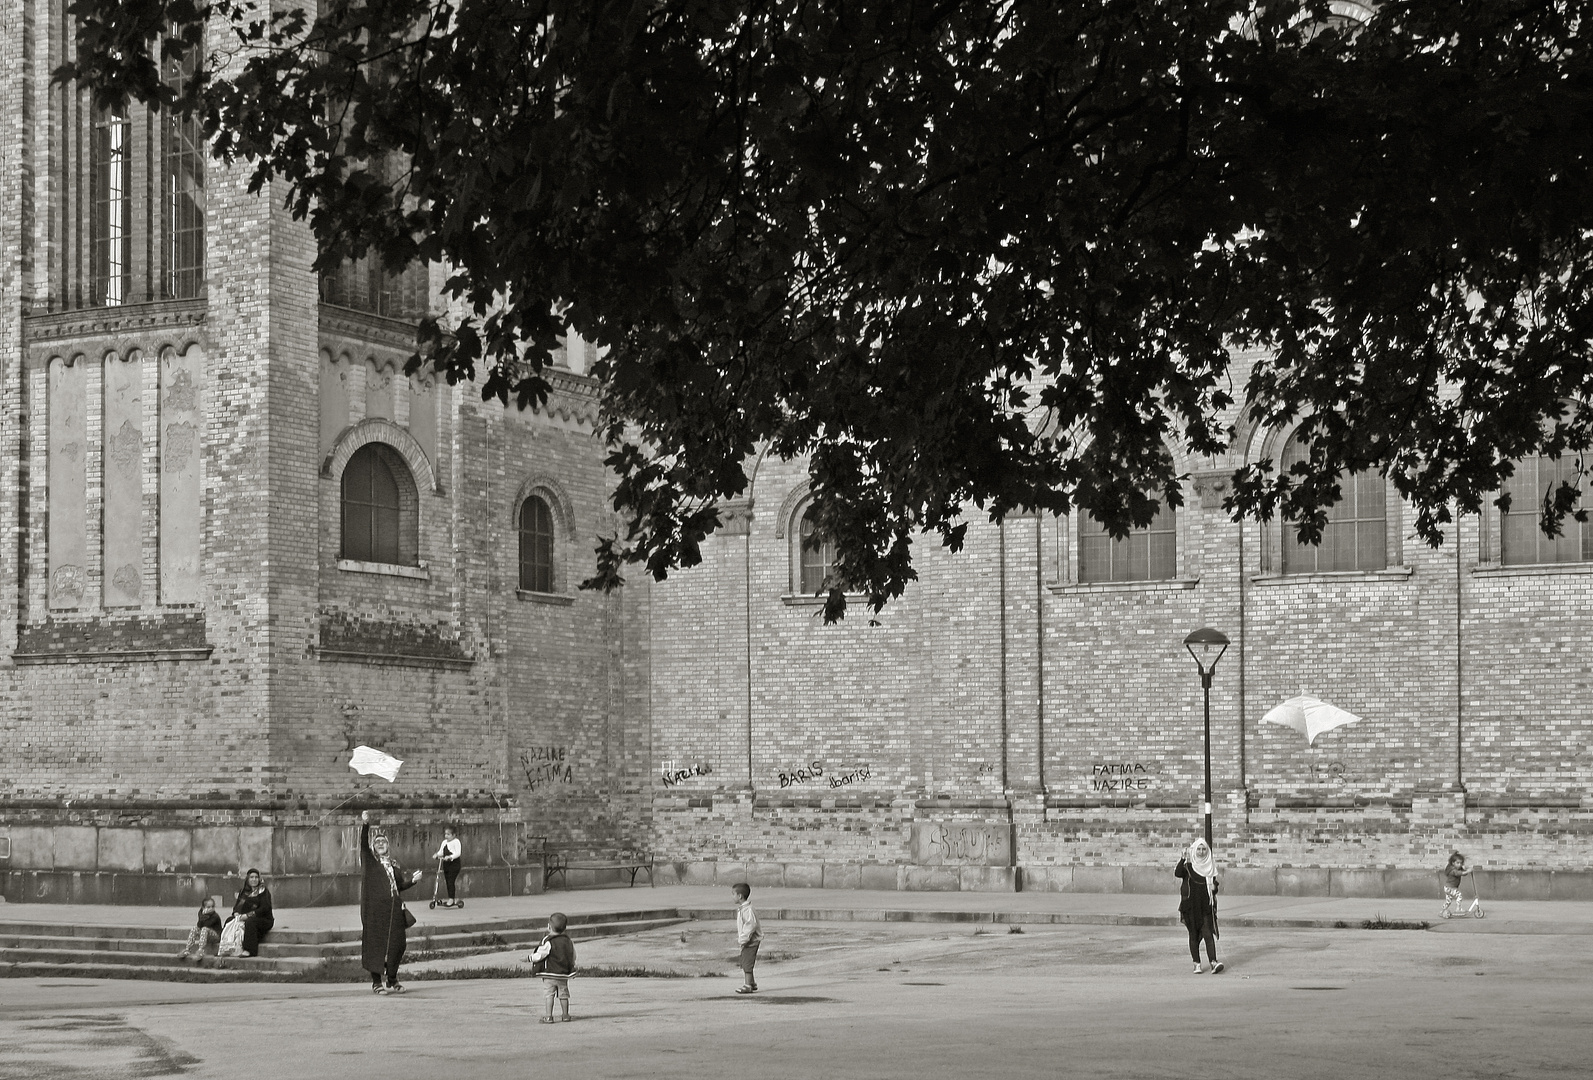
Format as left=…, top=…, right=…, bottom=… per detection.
left=1183, top=628, right=1230, bottom=849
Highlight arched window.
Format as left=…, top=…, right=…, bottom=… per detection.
left=1077, top=500, right=1176, bottom=583
left=519, top=495, right=556, bottom=592
left=1500, top=455, right=1591, bottom=565
left=1280, top=431, right=1386, bottom=573
left=798, top=506, right=837, bottom=594
left=342, top=444, right=411, bottom=564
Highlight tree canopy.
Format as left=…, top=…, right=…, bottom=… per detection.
left=61, top=0, right=1593, bottom=619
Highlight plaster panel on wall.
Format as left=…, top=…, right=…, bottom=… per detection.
left=408, top=377, right=437, bottom=468
left=320, top=350, right=351, bottom=454
left=160, top=346, right=204, bottom=604
left=103, top=353, right=144, bottom=606
left=48, top=358, right=88, bottom=609
left=365, top=362, right=396, bottom=421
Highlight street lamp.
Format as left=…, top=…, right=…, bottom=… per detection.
left=1183, top=627, right=1230, bottom=849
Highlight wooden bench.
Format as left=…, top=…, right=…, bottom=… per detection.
left=544, top=847, right=654, bottom=889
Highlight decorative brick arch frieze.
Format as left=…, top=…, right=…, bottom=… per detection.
left=322, top=418, right=440, bottom=494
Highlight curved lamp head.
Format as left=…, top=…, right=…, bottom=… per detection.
left=1184, top=627, right=1230, bottom=683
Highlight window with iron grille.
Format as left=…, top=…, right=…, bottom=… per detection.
left=1500, top=455, right=1592, bottom=565
left=52, top=46, right=204, bottom=310
left=1280, top=431, right=1387, bottom=573
left=518, top=496, right=555, bottom=592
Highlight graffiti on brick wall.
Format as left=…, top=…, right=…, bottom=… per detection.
left=661, top=761, right=713, bottom=787
left=520, top=746, right=573, bottom=792
left=778, top=761, right=825, bottom=787
left=910, top=821, right=1011, bottom=866
left=1308, top=759, right=1348, bottom=783
left=828, top=766, right=870, bottom=789
left=1090, top=762, right=1155, bottom=792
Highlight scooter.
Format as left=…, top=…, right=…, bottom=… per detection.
left=428, top=857, right=464, bottom=909
left=1463, top=873, right=1484, bottom=919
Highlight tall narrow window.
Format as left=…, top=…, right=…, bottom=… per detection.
left=164, top=52, right=205, bottom=299
left=798, top=507, right=837, bottom=594
left=1500, top=455, right=1592, bottom=565
left=1280, top=431, right=1387, bottom=573
left=1077, top=500, right=1177, bottom=582
left=342, top=444, right=402, bottom=564
left=90, top=107, right=130, bottom=307
left=519, top=495, right=555, bottom=592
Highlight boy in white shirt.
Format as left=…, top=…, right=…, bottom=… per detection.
left=732, top=882, right=761, bottom=994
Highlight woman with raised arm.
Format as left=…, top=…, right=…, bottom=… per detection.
left=1175, top=838, right=1223, bottom=974
left=360, top=810, right=424, bottom=994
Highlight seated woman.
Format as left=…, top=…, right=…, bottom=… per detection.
left=178, top=897, right=223, bottom=961
left=228, top=868, right=275, bottom=957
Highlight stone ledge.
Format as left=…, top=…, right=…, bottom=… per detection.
left=1048, top=578, right=1199, bottom=594
left=336, top=558, right=430, bottom=579
left=515, top=589, right=575, bottom=606
left=1250, top=566, right=1414, bottom=586
left=314, top=648, right=474, bottom=671
left=11, top=647, right=213, bottom=666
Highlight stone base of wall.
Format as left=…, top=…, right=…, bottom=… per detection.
left=648, top=859, right=1591, bottom=900
left=0, top=864, right=545, bottom=907
left=652, top=861, right=1020, bottom=892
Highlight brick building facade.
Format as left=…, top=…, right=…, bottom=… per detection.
left=2, top=4, right=1589, bottom=903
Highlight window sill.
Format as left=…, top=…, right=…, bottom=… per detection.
left=516, top=589, right=574, bottom=606
left=781, top=593, right=867, bottom=607
left=1049, top=578, right=1199, bottom=594
left=1250, top=567, right=1412, bottom=586
left=337, top=558, right=429, bottom=580
left=1472, top=561, right=1593, bottom=577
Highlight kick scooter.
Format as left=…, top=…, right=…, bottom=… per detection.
left=428, top=857, right=464, bottom=909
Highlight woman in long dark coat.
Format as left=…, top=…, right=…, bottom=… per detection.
left=1175, top=838, right=1223, bottom=974
left=231, top=868, right=275, bottom=957
left=360, top=811, right=423, bottom=993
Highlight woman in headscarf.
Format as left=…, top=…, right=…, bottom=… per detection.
left=230, top=868, right=274, bottom=957
left=1175, top=838, right=1223, bottom=974
left=360, top=810, right=424, bottom=994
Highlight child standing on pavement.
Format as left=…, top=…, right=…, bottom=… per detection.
left=529, top=912, right=576, bottom=1022
left=733, top=882, right=761, bottom=994
left=1439, top=852, right=1474, bottom=919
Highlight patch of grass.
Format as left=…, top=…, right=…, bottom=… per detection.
left=972, top=927, right=990, bottom=936
left=1007, top=926, right=1024, bottom=934
left=1361, top=914, right=1431, bottom=931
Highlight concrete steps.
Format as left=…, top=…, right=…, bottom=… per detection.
left=0, top=909, right=689, bottom=982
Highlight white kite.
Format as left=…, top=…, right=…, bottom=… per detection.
left=349, top=745, right=404, bottom=782
left=1261, top=695, right=1363, bottom=746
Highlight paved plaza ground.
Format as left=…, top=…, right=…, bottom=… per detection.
left=2, top=887, right=1590, bottom=1079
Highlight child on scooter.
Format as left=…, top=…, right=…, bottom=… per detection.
left=432, top=825, right=463, bottom=907
left=1439, top=851, right=1473, bottom=918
